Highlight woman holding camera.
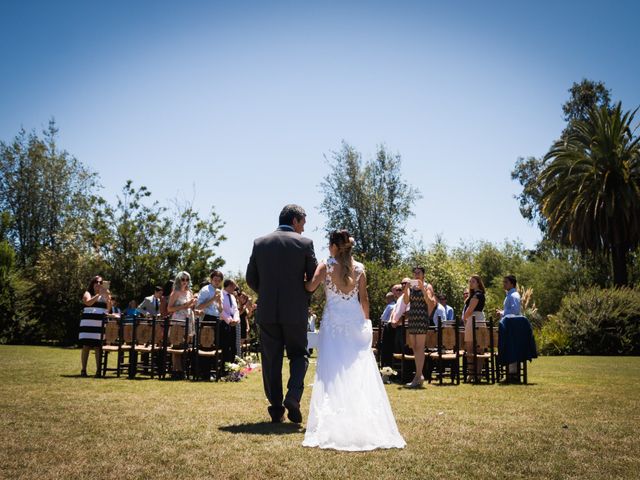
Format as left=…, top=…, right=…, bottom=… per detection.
left=79, top=275, right=112, bottom=377
left=402, top=266, right=437, bottom=388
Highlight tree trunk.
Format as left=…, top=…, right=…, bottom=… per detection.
left=611, top=244, right=629, bottom=287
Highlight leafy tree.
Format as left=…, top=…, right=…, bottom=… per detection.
left=33, top=231, right=107, bottom=343
left=0, top=212, right=36, bottom=343
left=512, top=79, right=612, bottom=236
left=562, top=79, right=611, bottom=127
left=90, top=181, right=226, bottom=304
left=319, top=142, right=421, bottom=264
left=540, top=103, right=640, bottom=286
left=0, top=120, right=98, bottom=266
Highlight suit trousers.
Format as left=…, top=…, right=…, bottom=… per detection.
left=219, top=320, right=237, bottom=366
left=259, top=321, right=309, bottom=415
left=380, top=322, right=397, bottom=367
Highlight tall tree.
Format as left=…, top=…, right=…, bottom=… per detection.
left=512, top=79, right=612, bottom=234
left=90, top=181, right=226, bottom=303
left=319, top=142, right=421, bottom=264
left=540, top=103, right=640, bottom=286
left=0, top=120, right=99, bottom=266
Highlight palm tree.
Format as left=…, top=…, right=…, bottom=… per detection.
left=540, top=102, right=640, bottom=286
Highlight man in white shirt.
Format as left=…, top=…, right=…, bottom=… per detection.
left=196, top=271, right=224, bottom=379
left=197, top=270, right=224, bottom=321
left=220, top=279, right=241, bottom=364
left=437, top=293, right=455, bottom=323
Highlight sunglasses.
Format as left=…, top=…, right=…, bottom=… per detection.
left=181, top=278, right=189, bottom=282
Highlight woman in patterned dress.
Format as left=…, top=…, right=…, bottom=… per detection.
left=79, top=275, right=112, bottom=377
left=402, top=266, right=437, bottom=388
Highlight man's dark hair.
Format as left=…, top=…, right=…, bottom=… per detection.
left=223, top=279, right=236, bottom=289
left=437, top=292, right=446, bottom=301
left=279, top=204, right=306, bottom=226
left=413, top=266, right=426, bottom=275
left=210, top=270, right=224, bottom=279
left=154, top=286, right=163, bottom=293
left=504, top=275, right=517, bottom=287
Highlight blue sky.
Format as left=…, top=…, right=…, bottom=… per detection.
left=1, top=1, right=639, bottom=274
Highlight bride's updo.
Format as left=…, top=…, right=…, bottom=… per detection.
left=329, top=230, right=355, bottom=284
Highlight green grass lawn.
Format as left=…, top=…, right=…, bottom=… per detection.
left=0, top=346, right=638, bottom=480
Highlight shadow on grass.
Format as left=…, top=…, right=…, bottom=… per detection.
left=219, top=422, right=304, bottom=435
left=59, top=374, right=154, bottom=381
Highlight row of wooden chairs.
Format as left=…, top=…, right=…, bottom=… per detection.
left=375, top=316, right=525, bottom=385
left=98, top=316, right=256, bottom=380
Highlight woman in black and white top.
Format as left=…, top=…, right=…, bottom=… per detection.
left=79, top=275, right=112, bottom=377
left=462, top=275, right=486, bottom=380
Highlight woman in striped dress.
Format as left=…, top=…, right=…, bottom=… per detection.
left=79, top=276, right=112, bottom=377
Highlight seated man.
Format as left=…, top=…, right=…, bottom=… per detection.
left=437, top=293, right=455, bottom=324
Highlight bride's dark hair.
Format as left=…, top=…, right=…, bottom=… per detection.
left=329, top=230, right=355, bottom=285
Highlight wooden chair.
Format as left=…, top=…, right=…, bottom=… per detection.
left=165, top=320, right=192, bottom=379
left=371, top=326, right=381, bottom=362
left=467, top=317, right=495, bottom=384
left=392, top=318, right=415, bottom=384
left=429, top=319, right=460, bottom=385
left=116, top=321, right=135, bottom=377
left=193, top=318, right=222, bottom=381
left=99, top=319, right=121, bottom=377
left=133, top=318, right=158, bottom=377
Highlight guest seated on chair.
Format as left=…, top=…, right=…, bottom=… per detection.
left=437, top=293, right=454, bottom=323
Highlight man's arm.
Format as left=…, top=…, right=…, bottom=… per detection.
left=246, top=242, right=259, bottom=292
left=137, top=297, right=152, bottom=315
left=304, top=240, right=318, bottom=283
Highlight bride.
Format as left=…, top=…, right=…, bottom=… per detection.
left=302, top=230, right=406, bottom=451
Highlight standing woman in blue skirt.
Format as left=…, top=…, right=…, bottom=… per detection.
left=79, top=275, right=112, bottom=377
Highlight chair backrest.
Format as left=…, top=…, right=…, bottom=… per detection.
left=104, top=321, right=119, bottom=345
left=199, top=326, right=214, bottom=348
left=169, top=323, right=186, bottom=346
left=458, top=331, right=466, bottom=349
left=425, top=329, right=437, bottom=349
left=492, top=327, right=499, bottom=350
left=122, top=324, right=133, bottom=344
left=441, top=326, right=457, bottom=351
left=136, top=323, right=152, bottom=344
left=153, top=323, right=165, bottom=347
left=474, top=326, right=490, bottom=350
left=371, top=327, right=380, bottom=347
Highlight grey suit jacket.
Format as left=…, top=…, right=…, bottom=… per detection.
left=246, top=227, right=318, bottom=325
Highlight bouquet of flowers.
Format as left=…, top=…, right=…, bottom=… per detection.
left=223, top=355, right=262, bottom=382
left=379, top=366, right=397, bottom=384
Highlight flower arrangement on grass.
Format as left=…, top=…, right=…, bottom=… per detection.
left=223, top=354, right=262, bottom=382
left=379, top=366, right=397, bottom=384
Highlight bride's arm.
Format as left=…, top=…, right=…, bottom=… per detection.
left=358, top=271, right=370, bottom=319
left=305, top=263, right=327, bottom=292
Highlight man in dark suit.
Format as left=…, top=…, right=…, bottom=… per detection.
left=246, top=204, right=318, bottom=424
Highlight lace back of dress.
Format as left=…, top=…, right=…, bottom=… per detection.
left=325, top=259, right=362, bottom=301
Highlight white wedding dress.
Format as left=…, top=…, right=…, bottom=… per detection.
left=302, top=259, right=406, bottom=451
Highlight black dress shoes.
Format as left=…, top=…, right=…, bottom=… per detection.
left=284, top=398, right=303, bottom=424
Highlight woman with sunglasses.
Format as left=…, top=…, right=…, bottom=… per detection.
left=79, top=275, right=112, bottom=377
left=167, top=271, right=197, bottom=379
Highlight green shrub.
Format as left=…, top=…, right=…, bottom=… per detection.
left=545, top=287, right=640, bottom=355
